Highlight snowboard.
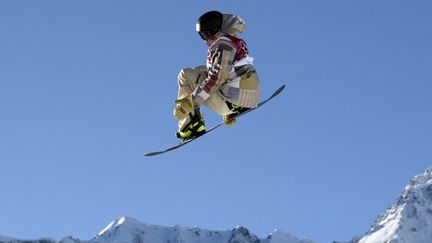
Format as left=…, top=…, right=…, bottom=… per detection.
left=144, top=84, right=285, bottom=157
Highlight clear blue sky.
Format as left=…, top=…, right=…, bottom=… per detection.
left=1, top=1, right=431, bottom=242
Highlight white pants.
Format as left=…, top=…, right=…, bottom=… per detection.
left=176, top=65, right=260, bottom=131
left=176, top=66, right=232, bottom=131
left=177, top=66, right=235, bottom=115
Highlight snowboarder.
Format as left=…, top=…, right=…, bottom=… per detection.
left=173, top=11, right=260, bottom=141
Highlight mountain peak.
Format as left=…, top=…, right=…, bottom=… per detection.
left=357, top=168, right=432, bottom=243
left=3, top=168, right=432, bottom=243
left=408, top=167, right=432, bottom=187
left=97, top=216, right=141, bottom=237
left=267, top=229, right=315, bottom=243
left=91, top=218, right=315, bottom=243
left=229, top=226, right=260, bottom=243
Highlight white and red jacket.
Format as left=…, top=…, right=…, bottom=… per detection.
left=192, top=15, right=260, bottom=109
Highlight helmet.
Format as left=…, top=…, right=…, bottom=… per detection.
left=196, top=11, right=223, bottom=41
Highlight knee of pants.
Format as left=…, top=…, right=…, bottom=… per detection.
left=178, top=68, right=195, bottom=84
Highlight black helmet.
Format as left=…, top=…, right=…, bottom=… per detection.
left=196, top=11, right=223, bottom=40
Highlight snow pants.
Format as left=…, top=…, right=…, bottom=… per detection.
left=176, top=65, right=260, bottom=131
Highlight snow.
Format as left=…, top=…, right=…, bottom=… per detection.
left=266, top=229, right=315, bottom=243
left=0, top=217, right=315, bottom=243
left=2, top=168, right=432, bottom=243
left=97, top=216, right=134, bottom=237
left=94, top=223, right=314, bottom=243
left=0, top=236, right=17, bottom=242
left=0, top=236, right=56, bottom=243
left=357, top=167, right=432, bottom=243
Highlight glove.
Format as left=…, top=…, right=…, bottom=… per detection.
left=173, top=96, right=195, bottom=120
left=223, top=115, right=237, bottom=126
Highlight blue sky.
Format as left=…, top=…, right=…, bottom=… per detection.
left=1, top=1, right=431, bottom=242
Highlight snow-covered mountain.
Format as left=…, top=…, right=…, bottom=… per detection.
left=2, top=168, right=432, bottom=243
left=353, top=167, right=432, bottom=243
left=0, top=217, right=314, bottom=243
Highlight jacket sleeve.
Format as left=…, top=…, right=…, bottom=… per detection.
left=192, top=38, right=236, bottom=106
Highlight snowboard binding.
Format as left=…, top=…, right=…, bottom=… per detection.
left=224, top=101, right=252, bottom=125
left=176, top=108, right=206, bottom=141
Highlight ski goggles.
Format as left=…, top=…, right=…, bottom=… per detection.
left=197, top=29, right=219, bottom=41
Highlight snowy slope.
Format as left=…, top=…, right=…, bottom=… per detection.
left=90, top=217, right=314, bottom=243
left=3, top=168, right=432, bottom=243
left=0, top=217, right=314, bottom=243
left=0, top=236, right=56, bottom=243
left=356, top=168, right=432, bottom=243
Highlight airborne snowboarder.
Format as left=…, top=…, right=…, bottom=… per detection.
left=173, top=11, right=261, bottom=141
left=145, top=11, right=284, bottom=156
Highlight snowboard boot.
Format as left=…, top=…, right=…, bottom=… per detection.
left=224, top=102, right=251, bottom=126
left=176, top=108, right=206, bottom=141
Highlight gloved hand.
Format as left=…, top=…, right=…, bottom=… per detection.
left=173, top=96, right=195, bottom=120
left=223, top=115, right=237, bottom=126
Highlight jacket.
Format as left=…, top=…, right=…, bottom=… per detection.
left=192, top=14, right=260, bottom=108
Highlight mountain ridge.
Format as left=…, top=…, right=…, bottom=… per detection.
left=353, top=167, right=432, bottom=243
left=2, top=168, right=432, bottom=243
left=0, top=216, right=313, bottom=243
